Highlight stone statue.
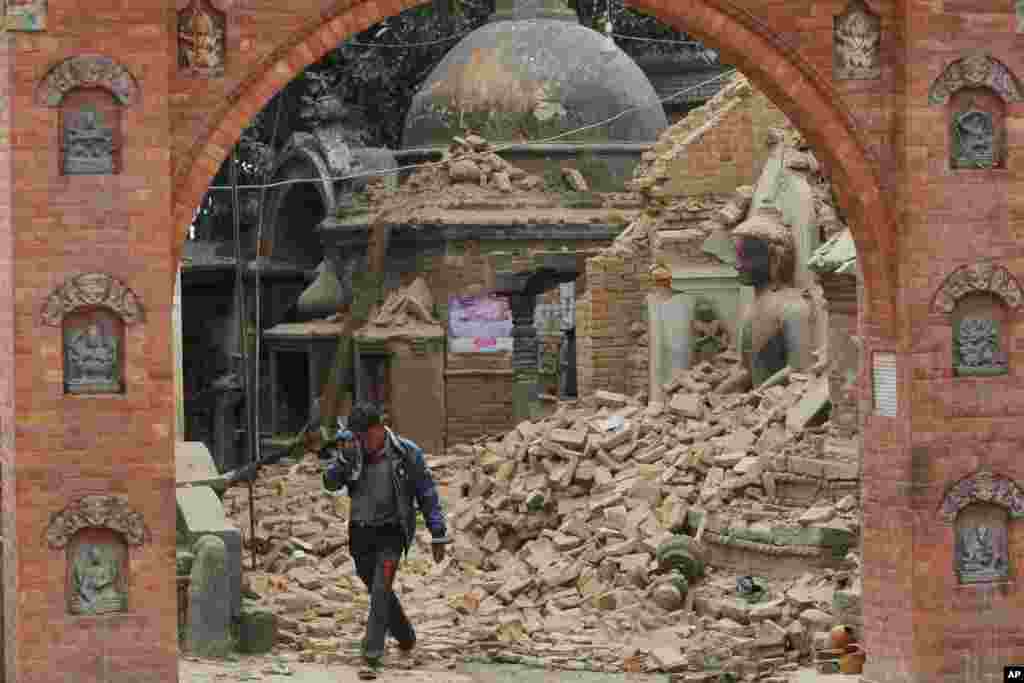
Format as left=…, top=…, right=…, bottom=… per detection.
left=65, top=321, right=120, bottom=393
left=691, top=298, right=729, bottom=364
left=955, top=316, right=1006, bottom=371
left=957, top=524, right=1007, bottom=582
left=952, top=110, right=996, bottom=169
left=834, top=0, right=881, bottom=80
left=716, top=205, right=817, bottom=393
left=70, top=544, right=125, bottom=615
left=178, top=0, right=225, bottom=73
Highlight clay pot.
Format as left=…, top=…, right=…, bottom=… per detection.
left=829, top=625, right=853, bottom=650
left=839, top=644, right=866, bottom=674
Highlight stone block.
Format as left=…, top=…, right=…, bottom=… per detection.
left=177, top=486, right=242, bottom=618
left=787, top=456, right=825, bottom=478
left=669, top=393, right=704, bottom=419
left=786, top=376, right=830, bottom=431
left=175, top=441, right=227, bottom=493
left=822, top=460, right=860, bottom=480
left=549, top=428, right=587, bottom=450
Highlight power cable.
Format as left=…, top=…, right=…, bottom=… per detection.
left=343, top=33, right=471, bottom=48
left=203, top=68, right=737, bottom=194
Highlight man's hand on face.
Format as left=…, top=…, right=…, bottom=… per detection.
left=431, top=543, right=446, bottom=563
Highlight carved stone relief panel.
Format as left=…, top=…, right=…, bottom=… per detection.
left=833, top=0, right=880, bottom=80
left=951, top=109, right=996, bottom=169
left=66, top=528, right=128, bottom=615
left=929, top=54, right=1024, bottom=105
left=41, top=272, right=143, bottom=327
left=60, top=94, right=118, bottom=175
left=178, top=0, right=227, bottom=77
left=940, top=470, right=1024, bottom=523
left=36, top=55, right=139, bottom=108
left=955, top=503, right=1009, bottom=584
left=46, top=494, right=150, bottom=549
left=62, top=309, right=123, bottom=395
left=931, top=262, right=1024, bottom=315
left=4, top=0, right=46, bottom=30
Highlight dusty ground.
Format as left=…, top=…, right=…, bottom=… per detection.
left=179, top=656, right=858, bottom=683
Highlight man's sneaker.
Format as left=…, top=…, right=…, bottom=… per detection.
left=397, top=637, right=416, bottom=653
left=358, top=657, right=381, bottom=680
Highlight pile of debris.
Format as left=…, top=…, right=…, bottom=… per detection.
left=224, top=356, right=862, bottom=680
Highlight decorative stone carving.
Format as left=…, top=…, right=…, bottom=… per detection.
left=36, top=55, right=139, bottom=107
left=178, top=0, right=226, bottom=76
left=62, top=103, right=115, bottom=175
left=929, top=54, right=1024, bottom=105
left=4, top=0, right=46, bottom=31
left=833, top=0, right=880, bottom=80
left=939, top=471, right=1024, bottom=523
left=955, top=316, right=1006, bottom=372
left=46, top=495, right=150, bottom=549
left=956, top=517, right=1008, bottom=584
left=931, top=262, right=1024, bottom=314
left=691, top=298, right=729, bottom=364
left=64, top=313, right=121, bottom=394
left=951, top=109, right=996, bottom=169
left=69, top=541, right=127, bottom=615
left=41, top=272, right=143, bottom=326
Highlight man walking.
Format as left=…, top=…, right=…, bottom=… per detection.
left=322, top=401, right=450, bottom=680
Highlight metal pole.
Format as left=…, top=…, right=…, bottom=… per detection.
left=230, top=149, right=258, bottom=572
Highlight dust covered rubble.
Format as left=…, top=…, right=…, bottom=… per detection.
left=222, top=357, right=862, bottom=680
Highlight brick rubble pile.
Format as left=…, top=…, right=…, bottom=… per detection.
left=224, top=355, right=863, bottom=681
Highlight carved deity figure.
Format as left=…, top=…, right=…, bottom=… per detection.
left=691, top=298, right=729, bottom=364
left=952, top=110, right=996, bottom=169
left=956, top=316, right=1006, bottom=371
left=716, top=205, right=817, bottom=393
left=63, top=105, right=114, bottom=175
left=178, top=0, right=225, bottom=73
left=957, top=524, right=1007, bottom=582
left=834, top=0, right=881, bottom=79
left=65, top=321, right=119, bottom=392
left=70, top=544, right=125, bottom=615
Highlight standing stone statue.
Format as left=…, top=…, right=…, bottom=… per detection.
left=717, top=205, right=817, bottom=393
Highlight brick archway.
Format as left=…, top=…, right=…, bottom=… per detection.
left=171, top=0, right=896, bottom=334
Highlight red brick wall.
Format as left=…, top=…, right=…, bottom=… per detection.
left=0, top=33, right=17, bottom=683
left=9, top=5, right=177, bottom=682
left=387, top=341, right=445, bottom=456
left=444, top=351, right=515, bottom=447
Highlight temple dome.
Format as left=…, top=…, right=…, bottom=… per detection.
left=402, top=15, right=668, bottom=149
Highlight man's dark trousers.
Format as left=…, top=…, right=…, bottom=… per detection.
left=349, top=522, right=414, bottom=659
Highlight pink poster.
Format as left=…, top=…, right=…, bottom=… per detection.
left=448, top=295, right=514, bottom=352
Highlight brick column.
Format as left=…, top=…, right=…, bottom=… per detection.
left=510, top=293, right=538, bottom=421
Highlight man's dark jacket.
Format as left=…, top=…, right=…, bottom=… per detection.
left=322, top=428, right=448, bottom=553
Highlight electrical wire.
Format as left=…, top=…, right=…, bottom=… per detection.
left=343, top=33, right=471, bottom=48
left=204, top=68, right=737, bottom=194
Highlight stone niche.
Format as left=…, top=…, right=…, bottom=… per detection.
left=66, top=528, right=129, bottom=615
left=833, top=0, right=881, bottom=81
left=951, top=293, right=1008, bottom=377
left=46, top=494, right=150, bottom=616
left=62, top=308, right=124, bottom=395
left=949, top=88, right=1005, bottom=171
left=929, top=55, right=1024, bottom=171
left=931, top=262, right=1023, bottom=377
left=941, top=471, right=1024, bottom=585
left=59, top=88, right=120, bottom=175
left=40, top=272, right=144, bottom=396
left=955, top=503, right=1010, bottom=584
left=177, top=0, right=227, bottom=77
left=35, top=55, right=139, bottom=176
